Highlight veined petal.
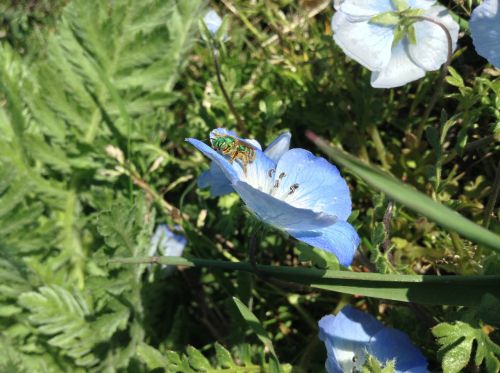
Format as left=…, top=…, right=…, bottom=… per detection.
left=371, top=39, right=426, bottom=88
left=289, top=221, right=360, bottom=266
left=203, top=9, right=223, bottom=35
left=337, top=0, right=394, bottom=18
left=408, top=0, right=436, bottom=8
left=234, top=181, right=338, bottom=230
left=408, top=5, right=459, bottom=71
left=186, top=138, right=242, bottom=182
left=264, top=132, right=292, bottom=163
left=370, top=328, right=429, bottom=372
left=319, top=306, right=384, bottom=372
left=272, top=149, right=352, bottom=220
left=198, top=165, right=234, bottom=197
left=332, top=11, right=394, bottom=71
left=470, top=0, right=500, bottom=67
left=188, top=136, right=276, bottom=193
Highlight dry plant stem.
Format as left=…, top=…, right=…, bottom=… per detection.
left=127, top=164, right=187, bottom=221
left=484, top=160, right=500, bottom=228
left=210, top=46, right=246, bottom=133
left=410, top=15, right=453, bottom=147
left=261, top=0, right=330, bottom=48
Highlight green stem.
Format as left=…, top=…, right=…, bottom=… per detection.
left=367, top=125, right=390, bottom=169
left=484, top=160, right=500, bottom=229
left=409, top=15, right=453, bottom=148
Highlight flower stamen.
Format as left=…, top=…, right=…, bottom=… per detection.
left=288, top=183, right=299, bottom=195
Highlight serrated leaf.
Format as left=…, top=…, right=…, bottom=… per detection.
left=214, top=342, right=234, bottom=368
left=432, top=321, right=500, bottom=373
left=186, top=346, right=212, bottom=371
left=136, top=343, right=169, bottom=370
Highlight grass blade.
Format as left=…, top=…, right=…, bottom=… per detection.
left=305, top=131, right=500, bottom=253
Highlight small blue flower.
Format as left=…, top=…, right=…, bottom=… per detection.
left=199, top=130, right=292, bottom=197
left=319, top=305, right=429, bottom=373
left=149, top=224, right=187, bottom=275
left=470, top=0, right=500, bottom=68
left=203, top=9, right=223, bottom=35
left=332, top=0, right=459, bottom=88
left=187, top=128, right=360, bottom=266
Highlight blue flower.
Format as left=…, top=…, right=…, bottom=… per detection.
left=187, top=128, right=360, bottom=266
left=199, top=130, right=292, bottom=197
left=203, top=9, right=223, bottom=35
left=470, top=0, right=500, bottom=68
left=332, top=0, right=459, bottom=88
left=149, top=224, right=187, bottom=275
left=319, top=306, right=429, bottom=373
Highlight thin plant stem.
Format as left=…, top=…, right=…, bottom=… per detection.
left=410, top=15, right=453, bottom=147
left=484, top=160, right=500, bottom=229
left=210, top=45, right=246, bottom=133
left=367, top=125, right=390, bottom=169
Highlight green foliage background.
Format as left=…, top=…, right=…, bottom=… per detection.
left=0, top=0, right=499, bottom=372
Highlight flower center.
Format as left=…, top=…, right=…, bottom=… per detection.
left=369, top=1, right=426, bottom=46
left=267, top=169, right=300, bottom=200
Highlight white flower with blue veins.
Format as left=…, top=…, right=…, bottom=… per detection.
left=470, top=0, right=500, bottom=68
left=203, top=9, right=223, bottom=35
left=187, top=128, right=360, bottom=267
left=319, top=305, right=429, bottom=372
left=332, top=0, right=459, bottom=88
left=149, top=224, right=187, bottom=275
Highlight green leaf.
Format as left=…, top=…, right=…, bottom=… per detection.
left=214, top=342, right=234, bottom=369
left=432, top=321, right=500, bottom=373
left=370, top=12, right=400, bottom=26
left=478, top=294, right=500, bottom=327
left=306, top=132, right=500, bottom=253
left=186, top=345, right=212, bottom=371
left=136, top=343, right=169, bottom=370
left=18, top=285, right=98, bottom=367
left=115, top=257, right=500, bottom=306
left=232, top=297, right=280, bottom=366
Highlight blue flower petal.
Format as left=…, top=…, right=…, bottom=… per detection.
left=234, top=181, right=338, bottom=230
left=371, top=40, right=426, bottom=88
left=203, top=9, right=223, bottom=35
left=319, top=306, right=384, bottom=372
left=470, top=0, right=500, bottom=68
left=289, top=221, right=360, bottom=266
left=408, top=0, right=436, bottom=9
left=186, top=138, right=242, bottom=183
left=332, top=12, right=394, bottom=71
left=370, top=328, right=429, bottom=372
left=319, top=306, right=429, bottom=373
left=408, top=5, right=459, bottom=71
left=337, top=0, right=394, bottom=18
left=264, top=132, right=291, bottom=163
left=273, top=148, right=352, bottom=221
left=198, top=165, right=234, bottom=197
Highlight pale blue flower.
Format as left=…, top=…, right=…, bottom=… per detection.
left=470, top=0, right=500, bottom=68
left=203, top=9, right=223, bottom=35
left=319, top=306, right=429, bottom=372
left=149, top=224, right=187, bottom=275
left=187, top=128, right=360, bottom=266
left=332, top=0, right=459, bottom=88
left=199, top=130, right=292, bottom=197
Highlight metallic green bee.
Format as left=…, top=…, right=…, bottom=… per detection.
left=210, top=134, right=256, bottom=174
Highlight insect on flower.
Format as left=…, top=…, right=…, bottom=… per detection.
left=210, top=134, right=257, bottom=174
left=187, top=128, right=361, bottom=267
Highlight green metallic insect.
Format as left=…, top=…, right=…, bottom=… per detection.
left=210, top=134, right=256, bottom=174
